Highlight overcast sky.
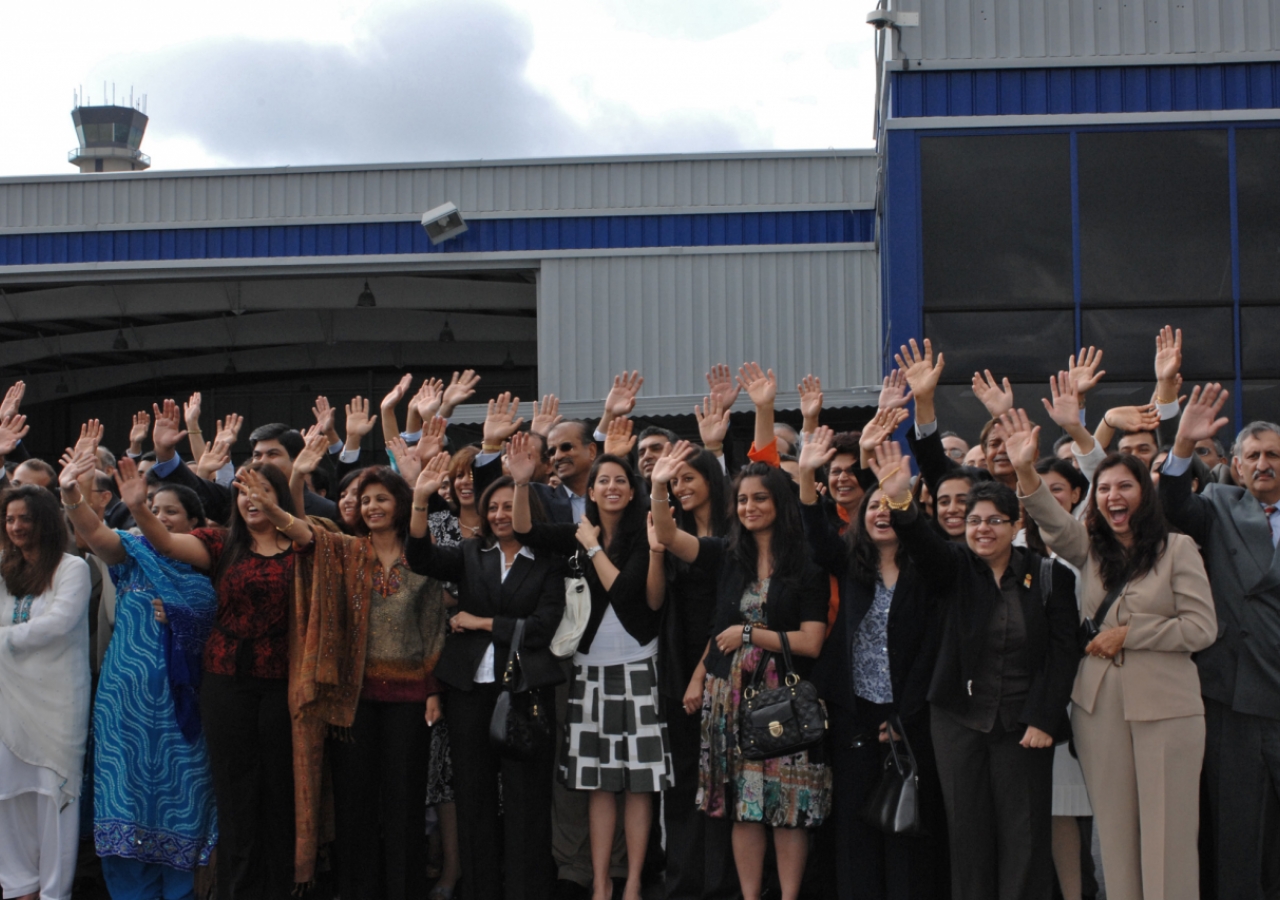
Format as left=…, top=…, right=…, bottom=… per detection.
left=2, top=0, right=878, bottom=176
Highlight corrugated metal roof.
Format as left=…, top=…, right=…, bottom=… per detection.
left=0, top=152, right=877, bottom=232
left=892, top=0, right=1280, bottom=69
left=537, top=251, right=881, bottom=402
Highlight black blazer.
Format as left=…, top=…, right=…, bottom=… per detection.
left=892, top=505, right=1081, bottom=741
left=158, top=457, right=339, bottom=524
left=697, top=536, right=830, bottom=680
left=513, top=521, right=658, bottom=652
left=472, top=452, right=575, bottom=525
left=802, top=502, right=936, bottom=723
left=1160, top=466, right=1280, bottom=718
left=906, top=426, right=960, bottom=494
left=405, top=534, right=567, bottom=691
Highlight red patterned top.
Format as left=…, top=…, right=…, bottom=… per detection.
left=194, top=527, right=296, bottom=680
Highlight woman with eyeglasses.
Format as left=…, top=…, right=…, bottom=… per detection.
left=872, top=440, right=1080, bottom=900
left=1003, top=409, right=1215, bottom=900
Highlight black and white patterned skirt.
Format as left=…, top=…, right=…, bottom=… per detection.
left=560, top=658, right=672, bottom=793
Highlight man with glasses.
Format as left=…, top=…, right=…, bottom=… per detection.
left=941, top=431, right=969, bottom=462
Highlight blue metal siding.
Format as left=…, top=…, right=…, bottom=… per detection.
left=0, top=210, right=874, bottom=267
left=892, top=63, right=1280, bottom=117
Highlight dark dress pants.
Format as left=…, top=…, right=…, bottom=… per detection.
left=828, top=699, right=947, bottom=900
left=328, top=698, right=430, bottom=900
left=448, top=682, right=556, bottom=900
left=660, top=695, right=740, bottom=900
left=200, top=674, right=295, bottom=900
left=1200, top=697, right=1280, bottom=900
left=930, top=706, right=1054, bottom=900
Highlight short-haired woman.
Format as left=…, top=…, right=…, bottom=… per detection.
left=0, top=485, right=92, bottom=900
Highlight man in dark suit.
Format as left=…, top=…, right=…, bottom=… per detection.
left=149, top=400, right=338, bottom=523
left=1160, top=383, right=1280, bottom=900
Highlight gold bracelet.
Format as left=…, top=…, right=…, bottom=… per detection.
left=275, top=513, right=296, bottom=533
left=880, top=493, right=912, bottom=511
left=62, top=497, right=84, bottom=511
left=188, top=429, right=203, bottom=435
left=876, top=463, right=902, bottom=489
left=481, top=442, right=503, bottom=453
left=1155, top=393, right=1176, bottom=405
left=412, top=505, right=430, bottom=512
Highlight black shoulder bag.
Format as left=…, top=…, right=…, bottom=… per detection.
left=861, top=713, right=927, bottom=836
left=488, top=618, right=552, bottom=760
left=738, top=630, right=829, bottom=760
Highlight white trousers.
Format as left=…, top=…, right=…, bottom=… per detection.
left=0, top=791, right=79, bottom=900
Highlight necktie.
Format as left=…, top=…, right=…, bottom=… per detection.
left=1265, top=506, right=1277, bottom=544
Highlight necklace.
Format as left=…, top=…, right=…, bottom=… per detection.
left=460, top=522, right=482, bottom=537
left=12, top=594, right=34, bottom=624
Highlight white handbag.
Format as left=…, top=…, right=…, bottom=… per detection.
left=550, top=551, right=592, bottom=658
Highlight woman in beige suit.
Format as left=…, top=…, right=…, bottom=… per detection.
left=1001, top=409, right=1217, bottom=900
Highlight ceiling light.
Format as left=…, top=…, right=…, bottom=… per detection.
left=356, top=280, right=376, bottom=308
left=503, top=348, right=516, bottom=370
left=439, top=320, right=455, bottom=343
left=224, top=356, right=237, bottom=374
left=55, top=373, right=69, bottom=394
left=112, top=329, right=128, bottom=350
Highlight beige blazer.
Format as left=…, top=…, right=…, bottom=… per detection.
left=1021, top=481, right=1217, bottom=721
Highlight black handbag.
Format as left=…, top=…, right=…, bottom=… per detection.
left=488, top=618, right=552, bottom=761
left=737, top=630, right=828, bottom=760
left=861, top=714, right=927, bottom=836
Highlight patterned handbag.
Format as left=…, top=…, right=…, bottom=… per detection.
left=737, top=630, right=829, bottom=760
left=488, top=618, right=552, bottom=760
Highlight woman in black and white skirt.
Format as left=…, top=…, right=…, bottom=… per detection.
left=510, top=434, right=670, bottom=900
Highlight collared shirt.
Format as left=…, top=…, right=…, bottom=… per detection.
left=954, top=553, right=1031, bottom=734
left=473, top=544, right=536, bottom=683
left=1165, top=452, right=1280, bottom=547
left=851, top=578, right=895, bottom=704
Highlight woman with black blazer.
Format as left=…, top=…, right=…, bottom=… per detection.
left=799, top=427, right=945, bottom=900
left=509, top=433, right=670, bottom=900
left=407, top=455, right=568, bottom=900
left=872, top=440, right=1080, bottom=900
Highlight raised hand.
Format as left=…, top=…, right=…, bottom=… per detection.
left=604, top=416, right=636, bottom=457
left=604, top=371, right=644, bottom=418
left=482, top=393, right=524, bottom=447
left=997, top=409, right=1040, bottom=471
left=1154, top=325, right=1182, bottom=392
left=1104, top=404, right=1160, bottom=435
left=971, top=369, right=1014, bottom=418
left=859, top=407, right=910, bottom=455
left=1041, top=371, right=1082, bottom=430
left=650, top=440, right=698, bottom=485
left=894, top=338, right=945, bottom=402
left=646, top=512, right=663, bottom=553
left=799, top=425, right=838, bottom=472
left=439, top=370, right=481, bottom=418
left=877, top=369, right=913, bottom=411
left=506, top=431, right=539, bottom=485
left=411, top=378, right=445, bottom=424
left=195, top=438, right=232, bottom=482
left=868, top=441, right=913, bottom=504
left=58, top=448, right=96, bottom=493
left=530, top=394, right=563, bottom=437
left=292, top=426, right=329, bottom=478
left=115, top=457, right=150, bottom=511
left=1176, top=383, right=1230, bottom=443
left=415, top=451, right=451, bottom=499
left=311, top=395, right=339, bottom=442
left=705, top=363, right=742, bottom=409
left=799, top=375, right=824, bottom=424
left=1068, top=346, right=1105, bottom=397
left=344, top=396, right=378, bottom=444
left=214, top=413, right=244, bottom=448
left=151, top=400, right=188, bottom=457
left=235, top=467, right=281, bottom=515
left=0, top=415, right=29, bottom=458
left=128, top=410, right=151, bottom=454
left=736, top=362, right=777, bottom=407
left=184, top=392, right=203, bottom=432
left=387, top=435, right=423, bottom=487
left=0, top=380, right=25, bottom=420
left=418, top=416, right=447, bottom=462
left=381, top=373, right=414, bottom=414
left=694, top=395, right=731, bottom=450
left=74, top=419, right=104, bottom=457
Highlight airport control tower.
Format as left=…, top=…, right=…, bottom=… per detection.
left=69, top=89, right=150, bottom=173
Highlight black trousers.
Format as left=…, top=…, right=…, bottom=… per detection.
left=930, top=706, right=1053, bottom=900
left=1200, top=697, right=1280, bottom=900
left=828, top=700, right=947, bottom=900
left=660, top=695, right=740, bottom=900
left=448, top=682, right=556, bottom=900
left=201, top=673, right=295, bottom=900
left=328, top=698, right=430, bottom=900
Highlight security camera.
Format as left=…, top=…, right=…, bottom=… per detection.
left=421, top=202, right=468, bottom=245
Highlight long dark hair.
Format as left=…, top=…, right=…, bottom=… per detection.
left=584, top=454, right=646, bottom=564
left=352, top=466, right=413, bottom=541
left=672, top=448, right=731, bottom=538
left=1086, top=454, right=1168, bottom=590
left=727, top=462, right=807, bottom=583
left=0, top=486, right=68, bottom=596
left=212, top=463, right=298, bottom=589
left=850, top=488, right=910, bottom=589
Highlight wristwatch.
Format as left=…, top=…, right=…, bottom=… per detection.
left=586, top=545, right=603, bottom=559
left=742, top=624, right=754, bottom=645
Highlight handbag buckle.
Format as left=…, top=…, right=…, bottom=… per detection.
left=768, top=721, right=784, bottom=738
left=743, top=687, right=756, bottom=701
left=784, top=673, right=800, bottom=688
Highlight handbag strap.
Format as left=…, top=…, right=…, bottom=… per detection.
left=748, top=627, right=800, bottom=692
left=886, top=713, right=918, bottom=776
left=1090, top=572, right=1130, bottom=631
left=775, top=629, right=798, bottom=680
left=501, top=618, right=527, bottom=689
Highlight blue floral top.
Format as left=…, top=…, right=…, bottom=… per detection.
left=851, top=578, right=894, bottom=704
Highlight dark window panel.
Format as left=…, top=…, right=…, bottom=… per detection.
left=1081, top=308, right=1234, bottom=380
left=1237, top=128, right=1280, bottom=303
left=924, top=309, right=1074, bottom=383
left=1079, top=130, right=1232, bottom=305
left=1242, top=307, right=1280, bottom=378
left=920, top=134, right=1073, bottom=310
left=1242, top=382, right=1280, bottom=427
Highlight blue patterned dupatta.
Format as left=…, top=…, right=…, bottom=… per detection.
left=94, top=531, right=218, bottom=870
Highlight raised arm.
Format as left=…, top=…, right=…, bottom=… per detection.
left=598, top=370, right=643, bottom=436
left=894, top=338, right=943, bottom=427
left=872, top=441, right=962, bottom=586
left=408, top=452, right=451, bottom=541
left=694, top=394, right=731, bottom=461
left=645, top=513, right=666, bottom=611
left=649, top=441, right=701, bottom=563
left=437, top=369, right=480, bottom=421
left=59, top=448, right=126, bottom=565
left=237, top=467, right=314, bottom=547
left=1003, top=408, right=1090, bottom=569
left=509, top=431, right=540, bottom=536
left=380, top=373, right=414, bottom=446
left=1161, top=383, right=1231, bottom=544
left=184, top=392, right=207, bottom=463
left=798, top=375, right=823, bottom=439
left=1041, top=370, right=1096, bottom=458
left=738, top=362, right=777, bottom=455
left=290, top=426, right=329, bottom=517
left=117, top=457, right=213, bottom=570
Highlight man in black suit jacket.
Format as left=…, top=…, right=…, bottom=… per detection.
left=1160, top=384, right=1280, bottom=900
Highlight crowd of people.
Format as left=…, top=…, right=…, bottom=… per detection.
left=0, top=323, right=1277, bottom=900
